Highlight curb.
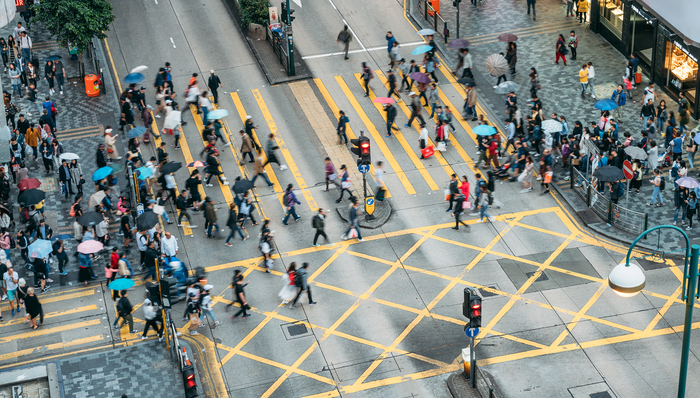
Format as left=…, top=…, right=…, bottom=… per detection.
left=336, top=199, right=392, bottom=229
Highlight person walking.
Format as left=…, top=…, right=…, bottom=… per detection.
left=451, top=192, right=470, bottom=231
left=113, top=290, right=138, bottom=334
left=341, top=199, right=364, bottom=242
left=290, top=263, right=316, bottom=308
left=386, top=69, right=401, bottom=103
left=576, top=0, right=588, bottom=23
left=336, top=165, right=352, bottom=203
left=225, top=202, right=248, bottom=246
left=282, top=184, right=302, bottom=225
left=199, top=285, right=221, bottom=326
left=455, top=48, right=474, bottom=79
left=687, top=192, right=697, bottom=230
left=186, top=292, right=201, bottom=335
left=176, top=189, right=196, bottom=227
left=566, top=0, right=576, bottom=17
left=58, top=159, right=74, bottom=198
left=428, top=82, right=440, bottom=120
left=250, top=150, right=273, bottom=189
left=279, top=263, right=297, bottom=305
left=384, top=103, right=398, bottom=137
left=141, top=299, right=164, bottom=341
left=464, top=85, right=477, bottom=121
left=230, top=273, right=251, bottom=320
left=648, top=168, right=664, bottom=207
left=446, top=174, right=459, bottom=212
left=54, top=59, right=66, bottom=95
left=312, top=208, right=328, bottom=246
left=337, top=25, right=352, bottom=60
left=239, top=130, right=255, bottom=163
left=3, top=265, right=18, bottom=316
left=24, top=287, right=42, bottom=330
left=526, top=0, right=536, bottom=20
left=205, top=197, right=220, bottom=238
left=336, top=110, right=349, bottom=145
left=361, top=62, right=373, bottom=97
left=586, top=62, right=597, bottom=99
left=406, top=92, right=426, bottom=127
left=44, top=60, right=55, bottom=95
left=477, top=186, right=494, bottom=223
left=556, top=34, right=567, bottom=65
left=385, top=31, right=396, bottom=66
left=578, top=63, right=589, bottom=99
left=18, top=31, right=31, bottom=66
left=323, top=157, right=337, bottom=192
left=207, top=70, right=223, bottom=104
left=611, top=85, right=626, bottom=123
left=262, top=133, right=287, bottom=170
left=9, top=63, right=21, bottom=96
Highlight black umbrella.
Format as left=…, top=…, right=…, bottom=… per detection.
left=18, top=189, right=46, bottom=206
left=78, top=212, right=105, bottom=227
left=593, top=166, right=625, bottom=182
left=137, top=211, right=160, bottom=231
left=232, top=178, right=254, bottom=194
left=457, top=77, right=476, bottom=87
left=161, top=161, right=182, bottom=174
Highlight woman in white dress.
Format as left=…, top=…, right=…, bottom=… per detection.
left=278, top=262, right=298, bottom=305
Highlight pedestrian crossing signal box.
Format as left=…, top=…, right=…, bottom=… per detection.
left=351, top=136, right=371, bottom=165
left=365, top=196, right=375, bottom=215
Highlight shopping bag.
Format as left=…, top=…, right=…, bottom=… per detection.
left=421, top=145, right=435, bottom=158
left=348, top=227, right=358, bottom=239
left=463, top=200, right=472, bottom=210
left=153, top=204, right=165, bottom=215
left=341, top=180, right=352, bottom=189
left=444, top=189, right=451, bottom=201
left=544, top=171, right=553, bottom=184
left=436, top=141, right=447, bottom=152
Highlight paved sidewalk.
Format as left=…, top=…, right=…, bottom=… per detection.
left=1, top=17, right=141, bottom=289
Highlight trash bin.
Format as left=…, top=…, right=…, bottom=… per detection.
left=85, top=74, right=100, bottom=97
left=462, top=348, right=471, bottom=377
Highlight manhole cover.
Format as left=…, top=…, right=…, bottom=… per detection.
left=590, top=392, right=612, bottom=398
left=481, top=285, right=499, bottom=298
left=525, top=271, right=549, bottom=282
left=288, top=324, right=308, bottom=336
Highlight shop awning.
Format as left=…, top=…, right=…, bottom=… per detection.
left=639, top=0, right=700, bottom=47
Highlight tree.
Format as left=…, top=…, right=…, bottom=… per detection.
left=32, top=0, right=115, bottom=77
left=240, top=0, right=270, bottom=29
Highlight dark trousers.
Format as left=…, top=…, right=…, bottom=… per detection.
left=461, top=68, right=474, bottom=79
left=292, top=287, right=312, bottom=306
left=400, top=76, right=411, bottom=91
left=57, top=255, right=67, bottom=273
left=387, top=86, right=398, bottom=100
left=497, top=75, right=508, bottom=85
left=407, top=110, right=425, bottom=126
left=242, top=151, right=254, bottom=162
left=570, top=46, right=577, bottom=59
left=63, top=180, right=73, bottom=197
left=234, top=300, right=248, bottom=317
left=363, top=79, right=370, bottom=95
left=178, top=209, right=192, bottom=224
left=313, top=229, right=328, bottom=245
left=210, top=88, right=219, bottom=104
left=143, top=318, right=164, bottom=337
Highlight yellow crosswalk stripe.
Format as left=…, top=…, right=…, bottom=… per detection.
left=0, top=319, right=102, bottom=343
left=251, top=89, right=318, bottom=212
left=230, top=92, right=286, bottom=209
left=0, top=335, right=104, bottom=362
left=313, top=78, right=391, bottom=199
left=0, top=289, right=95, bottom=312
left=335, top=75, right=416, bottom=196
left=372, top=70, right=452, bottom=185
left=0, top=305, right=98, bottom=328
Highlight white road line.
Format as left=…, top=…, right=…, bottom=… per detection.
left=302, top=41, right=425, bottom=60
left=326, top=0, right=366, bottom=51
left=170, top=37, right=176, bottom=48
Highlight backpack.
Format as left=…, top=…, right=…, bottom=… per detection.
left=70, top=203, right=78, bottom=217
left=617, top=183, right=625, bottom=198
left=659, top=176, right=666, bottom=191
left=50, top=101, right=57, bottom=116
left=283, top=191, right=293, bottom=206
left=671, top=166, right=679, bottom=179
left=9, top=235, right=15, bottom=249
left=294, top=271, right=303, bottom=288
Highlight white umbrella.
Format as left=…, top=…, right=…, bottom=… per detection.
left=624, top=146, right=647, bottom=160
left=541, top=119, right=563, bottom=133
left=494, top=81, right=520, bottom=95
left=88, top=191, right=106, bottom=208
left=163, top=111, right=182, bottom=130
left=485, top=54, right=508, bottom=77
left=677, top=176, right=700, bottom=189
left=59, top=152, right=80, bottom=160
left=417, top=29, right=436, bottom=36
left=130, top=65, right=149, bottom=74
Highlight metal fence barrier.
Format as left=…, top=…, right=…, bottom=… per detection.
left=266, top=24, right=289, bottom=74
left=418, top=0, right=449, bottom=43
left=474, top=365, right=500, bottom=398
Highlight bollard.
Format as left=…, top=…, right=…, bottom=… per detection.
left=461, top=347, right=471, bottom=377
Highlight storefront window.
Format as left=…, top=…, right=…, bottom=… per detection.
left=630, top=5, right=655, bottom=69
left=599, top=0, right=624, bottom=38
left=665, top=41, right=698, bottom=106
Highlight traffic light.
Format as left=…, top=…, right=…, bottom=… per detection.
left=280, top=2, right=287, bottom=23
left=146, top=281, right=161, bottom=306
left=462, top=288, right=471, bottom=318
left=469, top=295, right=482, bottom=328
left=288, top=7, right=295, bottom=23
left=182, top=363, right=198, bottom=398
left=351, top=136, right=370, bottom=165
left=161, top=277, right=179, bottom=308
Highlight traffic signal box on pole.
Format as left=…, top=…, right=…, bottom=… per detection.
left=351, top=136, right=371, bottom=166
left=462, top=288, right=482, bottom=328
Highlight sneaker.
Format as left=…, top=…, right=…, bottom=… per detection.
left=687, top=227, right=692, bottom=230
left=189, top=331, right=198, bottom=335
left=309, top=302, right=317, bottom=305
left=206, top=183, right=213, bottom=187
left=156, top=114, right=161, bottom=118
left=199, top=323, right=205, bottom=328
left=289, top=304, right=296, bottom=309
left=131, top=330, right=139, bottom=334
left=519, top=188, right=530, bottom=193
left=225, top=243, right=232, bottom=247
left=142, top=336, right=148, bottom=340
left=223, top=181, right=230, bottom=186
left=167, top=220, right=174, bottom=224
left=674, top=221, right=677, bottom=226
left=279, top=165, right=288, bottom=170
left=182, top=316, right=188, bottom=321
left=358, top=238, right=365, bottom=242
left=1, top=295, right=6, bottom=301
left=313, top=244, right=320, bottom=247
left=476, top=219, right=484, bottom=223
left=242, top=314, right=251, bottom=318
left=11, top=309, right=15, bottom=316
left=214, top=321, right=222, bottom=326
left=60, top=91, right=63, bottom=95
left=493, top=85, right=498, bottom=89
left=60, top=271, right=68, bottom=275
left=159, top=336, right=164, bottom=342
left=42, top=287, right=50, bottom=293
left=656, top=203, right=663, bottom=207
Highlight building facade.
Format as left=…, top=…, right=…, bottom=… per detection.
left=590, top=0, right=699, bottom=119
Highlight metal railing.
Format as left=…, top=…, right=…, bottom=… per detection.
left=570, top=166, right=647, bottom=233
left=419, top=0, right=449, bottom=43
left=266, top=24, right=289, bottom=74
left=473, top=365, right=500, bottom=398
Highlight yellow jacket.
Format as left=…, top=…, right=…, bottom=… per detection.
left=26, top=128, right=40, bottom=147
left=577, top=0, right=589, bottom=13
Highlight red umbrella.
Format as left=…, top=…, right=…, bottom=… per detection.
left=187, top=161, right=208, bottom=168
left=373, top=97, right=395, bottom=104
left=17, top=178, right=41, bottom=191
left=498, top=33, right=518, bottom=42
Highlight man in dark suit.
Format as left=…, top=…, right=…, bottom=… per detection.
left=58, top=159, right=73, bottom=198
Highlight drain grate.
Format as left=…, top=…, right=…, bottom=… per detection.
left=281, top=321, right=313, bottom=340
left=288, top=324, right=308, bottom=337
left=525, top=271, right=549, bottom=282
left=590, top=392, right=612, bottom=398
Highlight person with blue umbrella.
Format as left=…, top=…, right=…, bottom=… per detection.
left=610, top=84, right=627, bottom=123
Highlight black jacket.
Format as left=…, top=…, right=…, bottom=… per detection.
left=640, top=103, right=655, bottom=118
left=96, top=149, right=107, bottom=168
left=226, top=209, right=238, bottom=229
left=385, top=105, right=397, bottom=122
left=117, top=297, right=133, bottom=316
left=312, top=214, right=325, bottom=230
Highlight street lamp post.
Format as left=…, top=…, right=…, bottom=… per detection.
left=608, top=225, right=699, bottom=398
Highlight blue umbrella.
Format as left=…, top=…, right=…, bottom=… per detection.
left=92, top=166, right=113, bottom=181
left=412, top=45, right=433, bottom=55
left=127, top=126, right=147, bottom=139
left=135, top=167, right=152, bottom=180
left=44, top=55, right=62, bottom=61
left=28, top=239, right=52, bottom=259
left=473, top=125, right=498, bottom=136
left=108, top=279, right=135, bottom=290
left=124, top=72, right=145, bottom=84
left=207, top=109, right=229, bottom=120
left=51, top=234, right=74, bottom=242
left=594, top=99, right=618, bottom=111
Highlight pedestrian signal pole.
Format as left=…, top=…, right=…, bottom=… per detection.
left=286, top=0, right=296, bottom=76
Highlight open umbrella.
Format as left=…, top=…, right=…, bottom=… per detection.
left=457, top=77, right=476, bottom=87
left=473, top=125, right=497, bottom=136
left=127, top=126, right=147, bottom=139
left=77, top=240, right=104, bottom=254
left=207, top=109, right=229, bottom=120
left=124, top=72, right=145, bottom=84
left=411, top=45, right=433, bottom=55
left=135, top=166, right=152, bottom=180
left=161, top=161, right=182, bottom=174
left=498, top=33, right=518, bottom=42
left=624, top=146, right=648, bottom=160
left=232, top=178, right=254, bottom=194
left=92, top=166, right=113, bottom=181
left=594, top=99, right=618, bottom=111
left=494, top=81, right=520, bottom=95
left=448, top=39, right=471, bottom=49
left=137, top=211, right=160, bottom=231
left=88, top=191, right=107, bottom=208
left=108, top=278, right=135, bottom=290
left=541, top=119, right=563, bottom=133
left=677, top=177, right=700, bottom=189
left=164, top=111, right=182, bottom=130
left=59, top=152, right=80, bottom=160
left=417, top=28, right=436, bottom=36
left=0, top=205, right=10, bottom=215
left=52, top=234, right=75, bottom=242
left=593, top=166, right=625, bottom=182
left=409, top=72, right=431, bottom=84
left=373, top=97, right=395, bottom=104
left=130, top=65, right=149, bottom=74
left=44, top=55, right=62, bottom=61
left=18, top=189, right=45, bottom=206
left=486, top=54, right=508, bottom=77
left=28, top=239, right=52, bottom=259
left=187, top=161, right=208, bottom=168
left=17, top=178, right=41, bottom=191
left=78, top=211, right=105, bottom=227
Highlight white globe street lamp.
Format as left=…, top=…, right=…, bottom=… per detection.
left=608, top=261, right=646, bottom=297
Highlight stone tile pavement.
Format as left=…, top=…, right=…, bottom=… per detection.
left=58, top=340, right=184, bottom=398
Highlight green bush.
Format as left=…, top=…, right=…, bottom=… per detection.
left=240, top=0, right=270, bottom=28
